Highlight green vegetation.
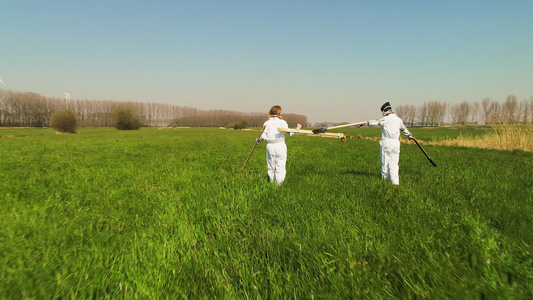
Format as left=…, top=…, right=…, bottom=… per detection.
left=341, top=125, right=496, bottom=142
left=50, top=108, right=79, bottom=133
left=1, top=127, right=532, bottom=298
left=113, top=105, right=144, bottom=130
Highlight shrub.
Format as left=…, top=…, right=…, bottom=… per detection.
left=113, top=105, right=143, bottom=130
left=233, top=120, right=248, bottom=129
left=50, top=109, right=79, bottom=133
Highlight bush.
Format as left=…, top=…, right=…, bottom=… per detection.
left=113, top=105, right=143, bottom=130
left=50, top=109, right=79, bottom=133
left=233, top=120, right=248, bottom=129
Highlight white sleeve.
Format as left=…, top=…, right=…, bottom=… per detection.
left=400, top=121, right=412, bottom=138
left=282, top=121, right=295, bottom=136
left=257, top=123, right=268, bottom=142
left=368, top=120, right=382, bottom=126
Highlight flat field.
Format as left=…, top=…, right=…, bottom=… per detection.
left=0, top=127, right=532, bottom=299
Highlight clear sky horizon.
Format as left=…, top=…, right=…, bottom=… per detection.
left=2, top=0, right=532, bottom=124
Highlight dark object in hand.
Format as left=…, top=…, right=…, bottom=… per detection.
left=312, top=127, right=327, bottom=134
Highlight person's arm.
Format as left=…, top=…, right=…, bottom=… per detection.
left=256, top=124, right=268, bottom=143
left=359, top=119, right=382, bottom=127
left=281, top=122, right=301, bottom=136
left=288, top=123, right=302, bottom=136
left=367, top=119, right=382, bottom=126
left=400, top=122, right=414, bottom=139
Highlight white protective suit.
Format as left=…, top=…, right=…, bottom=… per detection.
left=257, top=116, right=295, bottom=185
left=369, top=113, right=412, bottom=185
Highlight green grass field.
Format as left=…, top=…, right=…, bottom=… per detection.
left=1, top=127, right=532, bottom=299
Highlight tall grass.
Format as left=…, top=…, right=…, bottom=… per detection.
left=431, top=125, right=533, bottom=152
left=0, top=127, right=532, bottom=298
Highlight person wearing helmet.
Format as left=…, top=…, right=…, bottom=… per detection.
left=360, top=102, right=415, bottom=185
left=256, top=105, right=302, bottom=186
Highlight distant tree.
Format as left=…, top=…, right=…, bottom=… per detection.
left=502, top=95, right=518, bottom=124
left=313, top=122, right=334, bottom=128
left=113, top=104, right=143, bottom=130
left=396, top=105, right=417, bottom=126
left=529, top=97, right=533, bottom=125
left=50, top=108, right=79, bottom=133
left=481, top=98, right=502, bottom=125
left=430, top=101, right=447, bottom=126
left=418, top=101, right=446, bottom=126
left=0, top=89, right=7, bottom=126
left=284, top=113, right=308, bottom=128
left=470, top=102, right=480, bottom=124
left=418, top=102, right=429, bottom=126
left=451, top=101, right=471, bottom=125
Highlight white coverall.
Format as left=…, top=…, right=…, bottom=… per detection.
left=257, top=117, right=295, bottom=185
left=369, top=113, right=412, bottom=185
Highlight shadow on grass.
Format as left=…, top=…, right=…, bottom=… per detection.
left=344, top=169, right=379, bottom=178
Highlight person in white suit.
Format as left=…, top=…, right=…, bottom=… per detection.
left=256, top=105, right=301, bottom=185
left=361, top=102, right=415, bottom=185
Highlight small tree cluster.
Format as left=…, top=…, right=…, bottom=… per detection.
left=233, top=120, right=248, bottom=129
left=50, top=108, right=79, bottom=133
left=113, top=105, right=143, bottom=130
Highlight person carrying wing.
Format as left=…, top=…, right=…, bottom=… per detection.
left=256, top=105, right=302, bottom=186
left=359, top=102, right=415, bottom=185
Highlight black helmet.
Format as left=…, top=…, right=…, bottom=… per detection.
left=380, top=102, right=392, bottom=112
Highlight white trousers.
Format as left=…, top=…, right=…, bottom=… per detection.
left=266, top=142, right=287, bottom=185
left=380, top=144, right=400, bottom=185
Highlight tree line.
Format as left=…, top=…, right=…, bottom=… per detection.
left=1, top=89, right=531, bottom=128
left=394, top=95, right=533, bottom=127
left=313, top=95, right=532, bottom=128
left=0, top=89, right=307, bottom=128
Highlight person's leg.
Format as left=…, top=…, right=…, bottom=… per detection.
left=266, top=144, right=275, bottom=182
left=273, top=144, right=288, bottom=185
left=388, top=148, right=401, bottom=185
left=380, top=146, right=390, bottom=180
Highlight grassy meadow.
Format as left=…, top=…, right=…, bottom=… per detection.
left=0, top=126, right=532, bottom=299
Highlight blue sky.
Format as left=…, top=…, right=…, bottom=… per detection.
left=1, top=0, right=532, bottom=123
